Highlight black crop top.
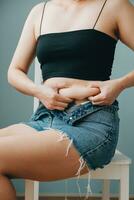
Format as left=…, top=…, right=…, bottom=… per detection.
left=36, top=0, right=118, bottom=82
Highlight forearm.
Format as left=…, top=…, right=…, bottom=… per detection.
left=7, top=68, right=39, bottom=97
left=118, top=70, right=134, bottom=90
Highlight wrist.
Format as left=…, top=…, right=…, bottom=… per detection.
left=31, top=84, right=42, bottom=98
left=116, top=77, right=127, bottom=91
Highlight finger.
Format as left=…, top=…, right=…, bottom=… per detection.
left=53, top=106, right=65, bottom=111
left=88, top=93, right=104, bottom=102
left=56, top=94, right=73, bottom=103
left=91, top=101, right=105, bottom=105
left=45, top=103, right=67, bottom=111
left=87, top=88, right=100, bottom=96
left=53, top=101, right=69, bottom=108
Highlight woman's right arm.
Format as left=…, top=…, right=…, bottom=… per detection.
left=7, top=3, right=41, bottom=97
left=7, top=3, right=73, bottom=110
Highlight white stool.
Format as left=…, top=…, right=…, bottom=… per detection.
left=25, top=59, right=132, bottom=200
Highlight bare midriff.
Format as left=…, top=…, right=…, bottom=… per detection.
left=43, top=77, right=100, bottom=105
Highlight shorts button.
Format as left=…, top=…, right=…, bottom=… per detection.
left=69, top=117, right=73, bottom=119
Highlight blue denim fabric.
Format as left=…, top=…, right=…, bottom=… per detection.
left=21, top=99, right=120, bottom=169
left=20, top=99, right=120, bottom=198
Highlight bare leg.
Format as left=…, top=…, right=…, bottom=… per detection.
left=0, top=174, right=17, bottom=200
left=0, top=123, right=90, bottom=199
left=0, top=123, right=38, bottom=137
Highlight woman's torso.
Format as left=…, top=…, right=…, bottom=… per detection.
left=34, top=0, right=119, bottom=104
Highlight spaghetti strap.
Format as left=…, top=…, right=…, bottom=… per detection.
left=39, top=1, right=47, bottom=36
left=93, top=0, right=108, bottom=29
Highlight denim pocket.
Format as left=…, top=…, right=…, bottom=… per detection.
left=30, top=111, right=45, bottom=121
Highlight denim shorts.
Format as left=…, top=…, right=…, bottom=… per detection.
left=20, top=99, right=120, bottom=198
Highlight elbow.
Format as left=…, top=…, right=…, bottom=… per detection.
left=7, top=68, right=12, bottom=84
left=7, top=69, right=11, bottom=84
left=7, top=67, right=15, bottom=85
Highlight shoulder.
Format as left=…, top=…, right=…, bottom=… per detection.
left=28, top=2, right=46, bottom=20
left=112, top=0, right=134, bottom=49
left=25, top=1, right=49, bottom=34
left=112, top=0, right=134, bottom=23
left=110, top=0, right=133, bottom=12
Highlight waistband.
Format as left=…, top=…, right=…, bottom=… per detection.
left=48, top=99, right=119, bottom=125
left=39, top=99, right=119, bottom=109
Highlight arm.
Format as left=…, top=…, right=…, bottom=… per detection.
left=88, top=0, right=134, bottom=105
left=106, top=0, right=134, bottom=90
left=115, top=0, right=134, bottom=89
left=107, top=0, right=134, bottom=89
left=7, top=3, right=41, bottom=97
left=118, top=71, right=134, bottom=90
left=116, top=0, right=134, bottom=51
left=7, top=3, right=72, bottom=110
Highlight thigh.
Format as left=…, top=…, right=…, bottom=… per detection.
left=0, top=123, right=38, bottom=137
left=0, top=124, right=89, bottom=181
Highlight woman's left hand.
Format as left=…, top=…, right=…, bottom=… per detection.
left=88, top=79, right=124, bottom=105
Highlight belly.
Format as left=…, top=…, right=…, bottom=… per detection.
left=43, top=77, right=89, bottom=87
left=43, top=77, right=93, bottom=105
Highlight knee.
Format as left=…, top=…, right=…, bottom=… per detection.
left=0, top=165, right=7, bottom=176
left=0, top=168, right=17, bottom=180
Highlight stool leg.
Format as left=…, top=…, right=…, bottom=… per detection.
left=25, top=180, right=39, bottom=200
left=119, top=165, right=129, bottom=200
left=102, top=180, right=110, bottom=200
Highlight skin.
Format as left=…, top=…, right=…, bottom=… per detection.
left=0, top=0, right=134, bottom=199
